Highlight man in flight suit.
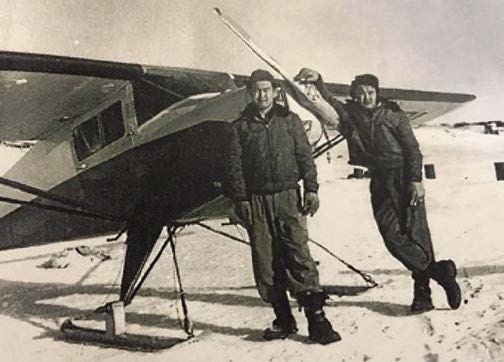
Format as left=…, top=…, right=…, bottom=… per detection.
left=290, top=68, right=461, bottom=313
left=226, top=69, right=340, bottom=344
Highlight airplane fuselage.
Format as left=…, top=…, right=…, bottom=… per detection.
left=0, top=76, right=248, bottom=249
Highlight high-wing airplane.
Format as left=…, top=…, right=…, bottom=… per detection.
left=0, top=50, right=475, bottom=308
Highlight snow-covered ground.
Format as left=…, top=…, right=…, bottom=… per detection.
left=0, top=125, right=503, bottom=362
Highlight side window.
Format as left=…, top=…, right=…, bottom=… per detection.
left=73, top=115, right=101, bottom=161
left=73, top=101, right=125, bottom=161
left=101, top=102, right=125, bottom=144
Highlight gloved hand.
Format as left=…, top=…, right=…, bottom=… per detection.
left=294, top=68, right=320, bottom=83
left=410, top=181, right=425, bottom=206
left=235, top=201, right=252, bottom=227
left=302, top=192, right=320, bottom=216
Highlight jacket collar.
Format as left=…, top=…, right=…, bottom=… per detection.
left=241, top=102, right=289, bottom=124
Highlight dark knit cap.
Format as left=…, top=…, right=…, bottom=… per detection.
left=247, top=69, right=275, bottom=88
left=352, top=74, right=379, bottom=89
left=350, top=73, right=379, bottom=98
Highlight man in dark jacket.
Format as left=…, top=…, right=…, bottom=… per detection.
left=226, top=69, right=340, bottom=344
left=290, top=68, right=461, bottom=314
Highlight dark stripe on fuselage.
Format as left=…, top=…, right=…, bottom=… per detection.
left=0, top=121, right=233, bottom=250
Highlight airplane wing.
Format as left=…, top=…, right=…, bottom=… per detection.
left=323, top=82, right=476, bottom=126
left=0, top=50, right=475, bottom=141
left=0, top=51, right=237, bottom=141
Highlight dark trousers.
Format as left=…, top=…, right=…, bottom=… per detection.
left=247, top=188, right=322, bottom=304
left=370, top=168, right=435, bottom=273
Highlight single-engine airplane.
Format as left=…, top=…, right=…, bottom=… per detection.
left=0, top=50, right=475, bottom=311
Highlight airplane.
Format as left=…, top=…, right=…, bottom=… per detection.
left=0, top=50, right=475, bottom=319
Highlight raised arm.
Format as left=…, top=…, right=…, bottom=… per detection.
left=282, top=69, right=341, bottom=129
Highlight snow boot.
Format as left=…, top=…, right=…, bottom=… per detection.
left=410, top=272, right=434, bottom=313
left=298, top=291, right=341, bottom=345
left=263, top=294, right=298, bottom=340
left=429, top=259, right=461, bottom=309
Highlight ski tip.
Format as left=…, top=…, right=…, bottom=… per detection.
left=213, top=7, right=222, bottom=16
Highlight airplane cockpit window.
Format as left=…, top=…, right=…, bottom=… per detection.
left=101, top=102, right=124, bottom=144
left=73, top=101, right=125, bottom=161
left=73, top=116, right=101, bottom=161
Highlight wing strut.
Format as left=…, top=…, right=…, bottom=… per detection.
left=0, top=175, right=124, bottom=222
left=169, top=226, right=194, bottom=338
left=312, top=134, right=345, bottom=159
left=195, top=222, right=378, bottom=288
left=116, top=224, right=194, bottom=338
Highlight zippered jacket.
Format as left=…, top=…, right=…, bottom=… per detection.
left=331, top=98, right=423, bottom=182
left=314, top=76, right=423, bottom=182
left=226, top=103, right=318, bottom=201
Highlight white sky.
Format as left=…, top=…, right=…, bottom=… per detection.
left=2, top=0, right=504, bottom=122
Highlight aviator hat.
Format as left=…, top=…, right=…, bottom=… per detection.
left=247, top=69, right=276, bottom=88
left=350, top=73, right=379, bottom=98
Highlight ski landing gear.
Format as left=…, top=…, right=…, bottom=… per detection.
left=61, top=225, right=195, bottom=350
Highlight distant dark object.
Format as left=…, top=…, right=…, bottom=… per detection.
left=424, top=164, right=436, bottom=179
left=347, top=168, right=363, bottom=179
left=495, top=162, right=504, bottom=181
left=484, top=124, right=499, bottom=135
left=347, top=168, right=369, bottom=180
left=453, top=120, right=504, bottom=129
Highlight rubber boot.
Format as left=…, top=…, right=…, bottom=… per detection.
left=428, top=259, right=461, bottom=310
left=410, top=271, right=434, bottom=313
left=298, top=291, right=341, bottom=345
left=263, top=294, right=298, bottom=340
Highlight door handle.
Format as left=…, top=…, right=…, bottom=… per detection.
left=128, top=125, right=136, bottom=136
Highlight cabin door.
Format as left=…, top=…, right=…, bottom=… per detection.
left=72, top=83, right=139, bottom=219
